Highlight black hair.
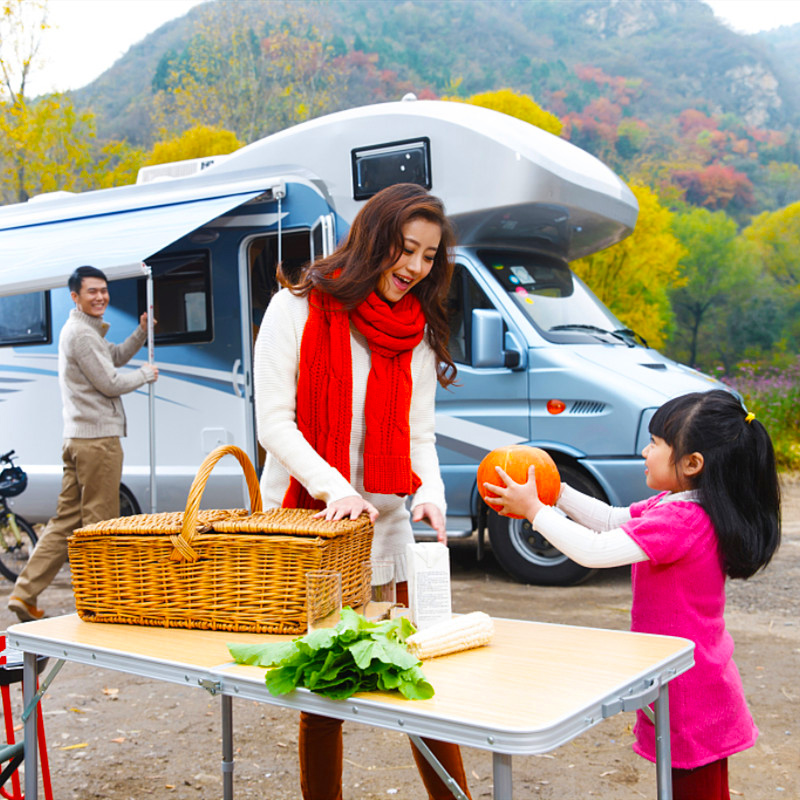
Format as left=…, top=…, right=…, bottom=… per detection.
left=649, top=389, right=781, bottom=579
left=69, top=265, right=108, bottom=294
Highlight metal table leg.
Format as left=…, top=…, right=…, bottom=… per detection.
left=221, top=694, right=234, bottom=800
left=493, top=752, right=513, bottom=799
left=407, top=734, right=470, bottom=800
left=23, top=652, right=38, bottom=800
left=654, top=683, right=673, bottom=800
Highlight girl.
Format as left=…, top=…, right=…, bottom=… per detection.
left=254, top=183, right=471, bottom=800
left=484, top=389, right=780, bottom=800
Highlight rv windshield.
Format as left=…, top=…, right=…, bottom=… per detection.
left=476, top=249, right=633, bottom=345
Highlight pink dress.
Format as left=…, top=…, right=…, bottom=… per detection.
left=623, top=492, right=758, bottom=769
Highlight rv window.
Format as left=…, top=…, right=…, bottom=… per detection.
left=137, top=252, right=212, bottom=345
left=352, top=138, right=431, bottom=201
left=476, top=248, right=624, bottom=343
left=248, top=231, right=313, bottom=330
left=447, top=264, right=496, bottom=365
left=0, top=292, right=51, bottom=347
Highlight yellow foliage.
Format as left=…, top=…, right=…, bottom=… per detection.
left=144, top=125, right=244, bottom=167
left=449, top=88, right=563, bottom=137
left=742, top=201, right=800, bottom=292
left=571, top=184, right=686, bottom=348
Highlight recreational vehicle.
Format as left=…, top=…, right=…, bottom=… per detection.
left=0, top=98, right=722, bottom=585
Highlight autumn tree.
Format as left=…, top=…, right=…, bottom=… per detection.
left=743, top=202, right=800, bottom=292
left=743, top=203, right=800, bottom=347
left=668, top=207, right=756, bottom=367
left=143, top=125, right=243, bottom=167
left=152, top=4, right=349, bottom=143
left=571, top=184, right=686, bottom=349
left=0, top=0, right=142, bottom=198
left=454, top=88, right=563, bottom=136
left=672, top=164, right=754, bottom=212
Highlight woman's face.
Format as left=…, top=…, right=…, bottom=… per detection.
left=376, top=217, right=441, bottom=303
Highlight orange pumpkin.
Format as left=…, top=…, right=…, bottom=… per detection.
left=477, top=445, right=561, bottom=518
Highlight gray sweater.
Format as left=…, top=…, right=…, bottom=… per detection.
left=59, top=309, right=155, bottom=439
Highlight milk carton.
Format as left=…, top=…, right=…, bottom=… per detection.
left=406, top=542, right=452, bottom=630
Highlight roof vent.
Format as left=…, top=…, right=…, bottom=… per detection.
left=28, top=190, right=77, bottom=203
left=136, top=155, right=230, bottom=185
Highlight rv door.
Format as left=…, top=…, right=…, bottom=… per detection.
left=241, top=214, right=336, bottom=470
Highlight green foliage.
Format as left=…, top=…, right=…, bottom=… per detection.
left=572, top=184, right=685, bottom=348
left=719, top=358, right=800, bottom=471
left=668, top=207, right=756, bottom=367
left=228, top=607, right=433, bottom=701
left=743, top=202, right=800, bottom=293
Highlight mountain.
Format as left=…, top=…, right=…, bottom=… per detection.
left=69, top=0, right=800, bottom=144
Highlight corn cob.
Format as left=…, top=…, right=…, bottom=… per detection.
left=405, top=611, right=494, bottom=659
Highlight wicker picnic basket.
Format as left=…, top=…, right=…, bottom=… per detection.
left=68, top=445, right=373, bottom=634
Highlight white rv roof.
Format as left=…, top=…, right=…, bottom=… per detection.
left=203, top=98, right=638, bottom=257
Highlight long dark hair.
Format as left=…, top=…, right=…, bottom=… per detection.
left=649, top=389, right=781, bottom=579
left=279, top=183, right=457, bottom=387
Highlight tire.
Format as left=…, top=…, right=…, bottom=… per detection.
left=119, top=484, right=140, bottom=517
left=0, top=511, right=38, bottom=582
left=487, top=461, right=606, bottom=586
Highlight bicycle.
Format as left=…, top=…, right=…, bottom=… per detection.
left=0, top=451, right=37, bottom=583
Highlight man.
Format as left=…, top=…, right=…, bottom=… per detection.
left=8, top=266, right=158, bottom=622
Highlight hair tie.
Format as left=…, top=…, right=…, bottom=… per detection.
left=745, top=412, right=755, bottom=424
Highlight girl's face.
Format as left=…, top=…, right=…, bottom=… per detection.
left=376, top=217, right=441, bottom=303
left=642, top=435, right=682, bottom=493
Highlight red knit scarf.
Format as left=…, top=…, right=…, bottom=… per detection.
left=282, top=287, right=426, bottom=510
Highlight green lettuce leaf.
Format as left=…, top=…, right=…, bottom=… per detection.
left=227, top=607, right=433, bottom=701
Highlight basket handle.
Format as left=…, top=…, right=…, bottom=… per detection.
left=170, top=445, right=263, bottom=563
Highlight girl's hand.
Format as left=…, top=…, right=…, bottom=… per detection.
left=412, top=503, right=447, bottom=544
left=483, top=465, right=544, bottom=521
left=314, top=495, right=379, bottom=523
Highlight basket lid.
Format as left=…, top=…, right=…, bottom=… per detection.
left=212, top=508, right=373, bottom=538
left=71, top=508, right=250, bottom=538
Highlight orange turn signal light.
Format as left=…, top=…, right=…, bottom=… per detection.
left=547, top=399, right=566, bottom=415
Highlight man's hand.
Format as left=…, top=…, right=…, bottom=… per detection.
left=139, top=312, right=157, bottom=332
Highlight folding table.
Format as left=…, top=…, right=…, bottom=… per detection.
left=6, top=614, right=693, bottom=799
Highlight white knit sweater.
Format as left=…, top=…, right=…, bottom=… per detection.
left=254, top=289, right=446, bottom=578
left=59, top=309, right=155, bottom=438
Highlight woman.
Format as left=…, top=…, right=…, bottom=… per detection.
left=254, top=183, right=471, bottom=800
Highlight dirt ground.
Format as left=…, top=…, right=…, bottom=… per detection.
left=2, top=478, right=798, bottom=800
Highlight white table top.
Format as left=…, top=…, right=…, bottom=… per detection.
left=7, top=614, right=693, bottom=754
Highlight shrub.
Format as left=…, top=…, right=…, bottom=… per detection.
left=719, top=358, right=800, bottom=472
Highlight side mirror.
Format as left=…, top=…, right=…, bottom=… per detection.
left=471, top=309, right=522, bottom=369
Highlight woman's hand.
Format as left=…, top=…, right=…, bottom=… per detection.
left=483, top=465, right=544, bottom=521
left=313, top=495, right=379, bottom=523
left=412, top=503, right=447, bottom=544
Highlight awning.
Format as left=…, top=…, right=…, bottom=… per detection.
left=0, top=190, right=264, bottom=297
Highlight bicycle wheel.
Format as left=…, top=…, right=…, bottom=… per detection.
left=0, top=511, right=38, bottom=582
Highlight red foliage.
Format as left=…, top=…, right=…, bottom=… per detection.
left=678, top=109, right=718, bottom=136
left=672, top=164, right=754, bottom=210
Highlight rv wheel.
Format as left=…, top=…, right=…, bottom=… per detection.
left=119, top=485, right=140, bottom=517
left=486, top=462, right=605, bottom=586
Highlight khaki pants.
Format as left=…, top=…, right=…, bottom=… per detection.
left=14, top=437, right=123, bottom=606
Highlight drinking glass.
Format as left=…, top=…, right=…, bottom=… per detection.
left=362, top=559, right=396, bottom=621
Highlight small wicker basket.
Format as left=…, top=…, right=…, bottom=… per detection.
left=68, top=445, right=373, bottom=634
